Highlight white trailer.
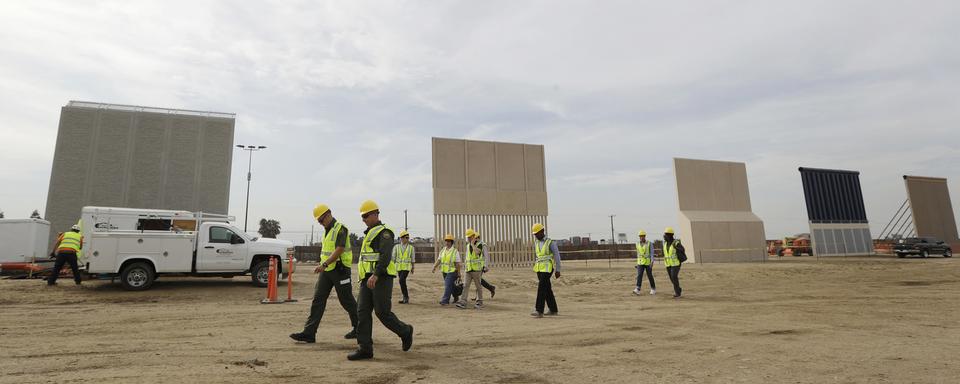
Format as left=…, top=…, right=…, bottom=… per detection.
left=82, top=206, right=294, bottom=290
left=0, top=219, right=52, bottom=263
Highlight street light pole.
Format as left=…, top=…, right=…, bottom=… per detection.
left=236, top=144, right=267, bottom=233
left=609, top=215, right=617, bottom=266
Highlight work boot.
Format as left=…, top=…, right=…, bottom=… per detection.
left=289, top=332, right=315, bottom=343
left=401, top=325, right=414, bottom=351
left=530, top=311, right=543, bottom=318
left=489, top=286, right=496, bottom=298
left=344, top=329, right=357, bottom=339
left=347, top=349, right=374, bottom=361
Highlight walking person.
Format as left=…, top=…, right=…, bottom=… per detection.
left=633, top=230, right=656, bottom=295
left=530, top=223, right=561, bottom=318
left=662, top=227, right=686, bottom=298
left=475, top=233, right=496, bottom=299
left=457, top=229, right=486, bottom=309
left=432, top=234, right=462, bottom=306
left=47, top=224, right=83, bottom=286
left=290, top=204, right=358, bottom=343
left=348, top=200, right=414, bottom=361
left=393, top=230, right=415, bottom=304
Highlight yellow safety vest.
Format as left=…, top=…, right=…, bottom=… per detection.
left=465, top=242, right=485, bottom=272
left=58, top=231, right=82, bottom=253
left=439, top=247, right=458, bottom=273
left=357, top=224, right=397, bottom=279
left=394, top=243, right=413, bottom=271
left=320, top=222, right=352, bottom=271
left=533, top=238, right=554, bottom=273
left=636, top=242, right=651, bottom=266
left=663, top=240, right=681, bottom=267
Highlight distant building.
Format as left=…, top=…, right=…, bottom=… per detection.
left=45, top=101, right=235, bottom=242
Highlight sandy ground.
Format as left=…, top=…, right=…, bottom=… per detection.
left=2, top=256, right=959, bottom=384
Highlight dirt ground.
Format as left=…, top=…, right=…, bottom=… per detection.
left=2, top=256, right=959, bottom=384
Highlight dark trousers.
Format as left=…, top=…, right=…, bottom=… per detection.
left=48, top=251, right=81, bottom=285
left=303, top=266, right=358, bottom=335
left=481, top=278, right=495, bottom=293
left=636, top=264, right=656, bottom=290
left=535, top=272, right=558, bottom=313
left=397, top=270, right=410, bottom=299
left=440, top=272, right=458, bottom=304
left=666, top=265, right=682, bottom=296
left=356, top=274, right=411, bottom=352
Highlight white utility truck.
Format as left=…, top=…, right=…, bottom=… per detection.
left=82, top=206, right=294, bottom=291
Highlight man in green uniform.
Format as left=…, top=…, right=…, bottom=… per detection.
left=349, top=199, right=414, bottom=361
left=290, top=204, right=358, bottom=343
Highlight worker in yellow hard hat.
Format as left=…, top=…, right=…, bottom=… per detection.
left=392, top=230, right=415, bottom=304
left=432, top=233, right=462, bottom=305
left=348, top=200, right=414, bottom=361
left=291, top=204, right=359, bottom=344
left=474, top=232, right=496, bottom=299
left=633, top=230, right=656, bottom=296
left=456, top=228, right=487, bottom=309
left=530, top=223, right=561, bottom=318
left=662, top=227, right=686, bottom=298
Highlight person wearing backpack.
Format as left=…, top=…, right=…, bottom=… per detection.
left=662, top=227, right=686, bottom=298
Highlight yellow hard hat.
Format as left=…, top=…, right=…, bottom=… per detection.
left=638, top=230, right=646, bottom=237
left=465, top=228, right=477, bottom=238
left=399, top=230, right=409, bottom=238
left=531, top=223, right=545, bottom=234
left=664, top=227, right=675, bottom=234
left=444, top=233, right=454, bottom=241
left=313, top=204, right=330, bottom=220
left=359, top=200, right=379, bottom=215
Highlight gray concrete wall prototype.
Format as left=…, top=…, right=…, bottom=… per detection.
left=673, top=158, right=767, bottom=263
left=904, top=176, right=959, bottom=247
left=432, top=138, right=547, bottom=267
left=45, top=101, right=235, bottom=242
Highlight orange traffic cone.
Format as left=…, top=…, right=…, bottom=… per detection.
left=260, top=257, right=284, bottom=304
left=285, top=255, right=297, bottom=303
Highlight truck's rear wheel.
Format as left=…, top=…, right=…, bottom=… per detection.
left=945, top=249, right=953, bottom=258
left=252, top=260, right=270, bottom=287
left=120, top=262, right=155, bottom=291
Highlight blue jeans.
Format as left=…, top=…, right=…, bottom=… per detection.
left=440, top=272, right=458, bottom=304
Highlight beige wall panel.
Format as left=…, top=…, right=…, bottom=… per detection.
left=495, top=190, right=527, bottom=214
left=432, top=138, right=466, bottom=189
left=674, top=158, right=765, bottom=263
left=466, top=140, right=497, bottom=189
left=434, top=188, right=467, bottom=214
left=526, top=191, right=549, bottom=215
left=905, top=176, right=959, bottom=244
left=497, top=143, right=526, bottom=190
left=524, top=145, right=546, bottom=192
left=728, top=163, right=752, bottom=211
left=466, top=189, right=497, bottom=213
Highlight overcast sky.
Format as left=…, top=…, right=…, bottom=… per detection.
left=2, top=1, right=959, bottom=244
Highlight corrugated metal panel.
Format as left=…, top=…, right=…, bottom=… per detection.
left=799, top=167, right=868, bottom=223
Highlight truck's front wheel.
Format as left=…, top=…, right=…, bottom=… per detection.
left=252, top=260, right=270, bottom=287
left=120, top=262, right=155, bottom=291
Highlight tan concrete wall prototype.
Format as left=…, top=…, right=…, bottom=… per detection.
left=904, top=176, right=959, bottom=246
left=673, top=158, right=767, bottom=263
left=432, top=138, right=548, bottom=267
